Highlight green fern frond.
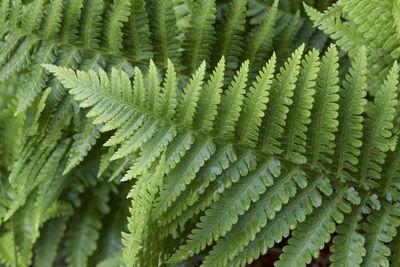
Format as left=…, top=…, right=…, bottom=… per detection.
left=333, top=46, right=367, bottom=181
left=212, top=0, right=246, bottom=77
left=3, top=1, right=400, bottom=266
left=35, top=217, right=68, bottom=267
left=121, top=156, right=165, bottom=267
left=44, top=43, right=400, bottom=265
left=361, top=203, right=400, bottom=267
left=64, top=184, right=111, bottom=267
left=330, top=194, right=367, bottom=267
left=307, top=44, right=339, bottom=171
left=275, top=184, right=356, bottom=267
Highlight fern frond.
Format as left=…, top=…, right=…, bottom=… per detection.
left=283, top=48, right=319, bottom=164
left=259, top=44, right=304, bottom=153
left=307, top=44, right=339, bottom=170
left=80, top=0, right=103, bottom=48
left=170, top=157, right=280, bottom=262
left=125, top=0, right=152, bottom=60
left=305, top=0, right=400, bottom=93
left=244, top=0, right=278, bottom=76
left=330, top=194, right=367, bottom=267
left=237, top=54, right=276, bottom=147
left=0, top=99, right=24, bottom=167
left=61, top=0, right=84, bottom=43
left=357, top=62, right=398, bottom=188
left=209, top=175, right=331, bottom=267
left=121, top=156, right=165, bottom=267
left=104, top=0, right=131, bottom=53
left=64, top=119, right=100, bottom=174
left=183, top=0, right=216, bottom=72
left=333, top=47, right=367, bottom=180
left=177, top=61, right=206, bottom=126
left=148, top=0, right=181, bottom=66
left=275, top=185, right=355, bottom=267
left=212, top=0, right=246, bottom=77
left=0, top=231, right=16, bottom=267
left=44, top=39, right=400, bottom=266
left=361, top=203, right=400, bottom=267
left=214, top=60, right=249, bottom=139
left=64, top=184, right=111, bottom=267
left=35, top=217, right=68, bottom=267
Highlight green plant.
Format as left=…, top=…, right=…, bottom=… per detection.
left=0, top=0, right=399, bottom=267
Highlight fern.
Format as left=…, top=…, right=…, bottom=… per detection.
left=2, top=0, right=400, bottom=266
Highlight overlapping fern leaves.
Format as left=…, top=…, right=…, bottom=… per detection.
left=44, top=41, right=400, bottom=266
left=1, top=0, right=400, bottom=267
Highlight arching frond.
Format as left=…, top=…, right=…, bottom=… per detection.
left=2, top=1, right=400, bottom=266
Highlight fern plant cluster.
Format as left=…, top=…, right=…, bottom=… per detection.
left=1, top=0, right=400, bottom=266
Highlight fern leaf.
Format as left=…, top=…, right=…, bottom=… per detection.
left=330, top=196, right=367, bottom=267
left=146, top=60, right=161, bottom=112
left=123, top=124, right=177, bottom=180
left=237, top=54, right=276, bottom=147
left=0, top=37, right=36, bottom=82
left=65, top=185, right=111, bottom=267
left=0, top=32, right=24, bottom=67
left=357, top=62, right=398, bottom=188
left=104, top=113, right=147, bottom=147
left=170, top=157, right=280, bottom=262
left=0, top=0, right=10, bottom=23
left=64, top=121, right=100, bottom=174
left=275, top=10, right=300, bottom=61
left=164, top=150, right=257, bottom=239
left=259, top=44, right=305, bottom=154
left=156, top=137, right=215, bottom=214
left=104, top=0, right=131, bottom=53
left=212, top=0, right=246, bottom=77
left=244, top=0, right=278, bottom=76
left=8, top=0, right=21, bottom=27
left=195, top=57, right=225, bottom=133
left=41, top=0, right=64, bottom=39
left=61, top=0, right=84, bottom=43
left=80, top=0, right=104, bottom=48
left=148, top=0, right=181, bottom=66
left=0, top=231, right=15, bottom=267
left=183, top=0, right=216, bottom=72
left=382, top=142, right=400, bottom=202
left=93, top=193, right=128, bottom=263
left=21, top=0, right=45, bottom=34
left=13, top=194, right=37, bottom=267
left=214, top=60, right=249, bottom=139
left=361, top=203, right=400, bottom=267
left=283, top=48, right=319, bottom=164
left=15, top=43, right=58, bottom=114
left=158, top=143, right=236, bottom=225
left=112, top=119, right=160, bottom=162
left=125, top=0, right=152, bottom=60
left=163, top=130, right=196, bottom=174
left=390, top=229, right=400, bottom=266
left=130, top=66, right=146, bottom=108
left=121, top=157, right=165, bottom=267
left=307, top=44, right=340, bottom=170
left=157, top=59, right=178, bottom=120
left=0, top=99, right=24, bottom=167
left=205, top=175, right=330, bottom=267
left=35, top=217, right=68, bottom=267
left=177, top=61, right=206, bottom=126
left=334, top=47, right=367, bottom=180
left=275, top=185, right=351, bottom=267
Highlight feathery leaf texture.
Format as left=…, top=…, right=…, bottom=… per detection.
left=44, top=41, right=400, bottom=266
left=2, top=0, right=400, bottom=267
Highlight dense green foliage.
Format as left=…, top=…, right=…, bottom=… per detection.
left=0, top=0, right=400, bottom=266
